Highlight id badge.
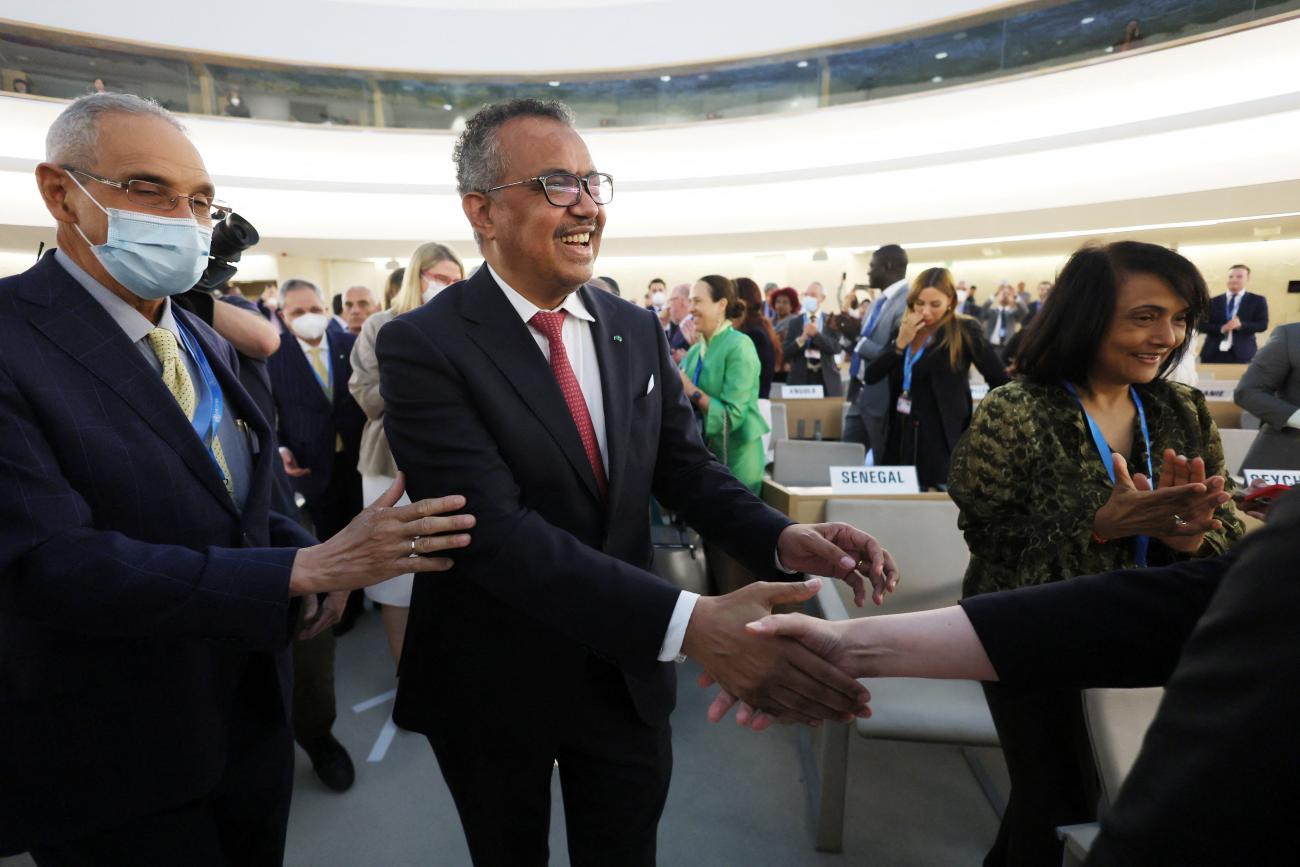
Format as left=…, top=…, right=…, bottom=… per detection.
left=896, top=395, right=912, bottom=415
left=805, top=348, right=822, bottom=360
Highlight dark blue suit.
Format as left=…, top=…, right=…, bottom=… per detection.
left=267, top=329, right=365, bottom=537
left=0, top=253, right=313, bottom=857
left=1199, top=291, right=1269, bottom=363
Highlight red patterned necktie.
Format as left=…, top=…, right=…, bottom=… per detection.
left=529, top=310, right=608, bottom=499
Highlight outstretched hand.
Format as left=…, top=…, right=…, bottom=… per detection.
left=776, top=523, right=900, bottom=607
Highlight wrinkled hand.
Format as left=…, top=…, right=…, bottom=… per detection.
left=1093, top=453, right=1227, bottom=541
left=680, top=317, right=698, bottom=345
left=776, top=523, right=900, bottom=607
left=297, top=590, right=348, bottom=641
left=895, top=310, right=922, bottom=349
left=682, top=579, right=871, bottom=728
left=289, top=472, right=474, bottom=596
left=678, top=367, right=696, bottom=395
left=702, top=612, right=863, bottom=731
left=280, top=446, right=312, bottom=478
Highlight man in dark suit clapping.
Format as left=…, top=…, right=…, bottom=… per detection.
left=1199, top=264, right=1269, bottom=363
left=377, top=98, right=899, bottom=867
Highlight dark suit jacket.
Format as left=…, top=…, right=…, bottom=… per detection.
left=665, top=319, right=689, bottom=353
left=961, top=489, right=1300, bottom=866
left=376, top=268, right=793, bottom=729
left=0, top=253, right=313, bottom=854
left=782, top=312, right=843, bottom=396
left=1235, top=323, right=1300, bottom=469
left=1199, top=291, right=1269, bottom=363
left=267, top=328, right=365, bottom=503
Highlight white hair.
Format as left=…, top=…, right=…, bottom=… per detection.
left=280, top=278, right=322, bottom=298
left=45, top=92, right=186, bottom=166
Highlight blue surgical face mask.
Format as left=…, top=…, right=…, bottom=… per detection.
left=68, top=172, right=212, bottom=300
left=801, top=295, right=820, bottom=315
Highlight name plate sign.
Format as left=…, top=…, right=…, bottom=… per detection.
left=1197, top=380, right=1238, bottom=402
left=1242, top=468, right=1300, bottom=487
left=830, top=465, right=921, bottom=494
left=781, top=384, right=825, bottom=399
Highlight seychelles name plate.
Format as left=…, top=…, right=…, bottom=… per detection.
left=1242, top=468, right=1300, bottom=487
left=829, top=465, right=921, bottom=494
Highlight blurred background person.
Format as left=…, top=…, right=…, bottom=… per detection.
left=351, top=243, right=465, bottom=663
left=732, top=276, right=780, bottom=400
left=342, top=284, right=375, bottom=335
left=329, top=292, right=348, bottom=332
left=661, top=281, right=693, bottom=361
left=864, top=267, right=1007, bottom=488
left=769, top=285, right=799, bottom=336
left=981, top=280, right=1028, bottom=361
left=223, top=87, right=251, bottom=118
left=847, top=244, right=910, bottom=458
left=1235, top=321, right=1300, bottom=471
left=384, top=266, right=406, bottom=308
left=648, top=277, right=667, bottom=312
left=948, top=240, right=1244, bottom=866
left=781, top=281, right=843, bottom=396
left=1199, top=264, right=1268, bottom=364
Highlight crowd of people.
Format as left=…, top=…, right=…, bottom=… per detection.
left=0, top=90, right=1296, bottom=867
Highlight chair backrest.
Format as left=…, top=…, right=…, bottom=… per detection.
left=769, top=403, right=788, bottom=442
left=824, top=498, right=968, bottom=615
left=772, top=440, right=865, bottom=486
left=1218, top=428, right=1258, bottom=476
left=1082, top=687, right=1165, bottom=807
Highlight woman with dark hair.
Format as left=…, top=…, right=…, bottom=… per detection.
left=732, top=277, right=782, bottom=399
left=864, top=267, right=1008, bottom=489
left=677, top=275, right=769, bottom=492
left=769, top=286, right=800, bottom=382
left=947, top=240, right=1244, bottom=866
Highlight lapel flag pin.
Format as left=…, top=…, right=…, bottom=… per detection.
left=614, top=335, right=623, bottom=343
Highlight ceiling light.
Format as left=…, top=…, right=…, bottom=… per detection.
left=1253, top=226, right=1282, bottom=238
left=1081, top=16, right=1095, bottom=24
left=660, top=75, right=671, bottom=82
left=548, top=81, right=560, bottom=87
left=797, top=60, right=809, bottom=68
left=442, top=103, right=453, bottom=110
left=981, top=247, right=1002, bottom=257
left=384, top=258, right=400, bottom=270
left=931, top=75, right=943, bottom=83
left=934, top=51, right=948, bottom=60
left=812, top=248, right=829, bottom=261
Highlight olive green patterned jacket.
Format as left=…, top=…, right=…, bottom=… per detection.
left=949, top=379, right=1245, bottom=598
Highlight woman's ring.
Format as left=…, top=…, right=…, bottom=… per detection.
left=1172, top=514, right=1188, bottom=526
left=409, top=537, right=419, bottom=557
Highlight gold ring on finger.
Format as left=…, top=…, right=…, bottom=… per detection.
left=1172, top=514, right=1188, bottom=526
left=409, top=536, right=419, bottom=557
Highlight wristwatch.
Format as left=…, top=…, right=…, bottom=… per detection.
left=690, top=389, right=703, bottom=403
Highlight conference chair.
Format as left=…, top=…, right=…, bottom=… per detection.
left=810, top=498, right=999, bottom=853
left=771, top=440, right=864, bottom=487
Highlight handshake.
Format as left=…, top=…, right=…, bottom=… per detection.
left=681, top=522, right=902, bottom=732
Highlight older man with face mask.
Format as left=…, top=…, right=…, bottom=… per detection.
left=0, top=93, right=474, bottom=865
left=376, top=98, right=898, bottom=867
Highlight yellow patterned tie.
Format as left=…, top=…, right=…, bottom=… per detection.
left=146, top=328, right=235, bottom=498
left=308, top=345, right=332, bottom=399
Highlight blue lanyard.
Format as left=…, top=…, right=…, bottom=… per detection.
left=691, top=353, right=705, bottom=386
left=173, top=316, right=227, bottom=486
left=1064, top=382, right=1152, bottom=566
left=902, top=335, right=932, bottom=394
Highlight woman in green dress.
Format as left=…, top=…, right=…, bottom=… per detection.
left=677, top=275, right=769, bottom=493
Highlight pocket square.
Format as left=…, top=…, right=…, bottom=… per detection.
left=646, top=375, right=655, bottom=395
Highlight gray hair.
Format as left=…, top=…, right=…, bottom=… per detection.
left=453, top=98, right=576, bottom=196
left=45, top=92, right=186, bottom=166
left=280, top=278, right=322, bottom=298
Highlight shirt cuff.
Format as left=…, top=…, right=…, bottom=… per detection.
left=1287, top=409, right=1300, bottom=431
left=774, top=546, right=798, bottom=574
left=658, top=591, right=700, bottom=662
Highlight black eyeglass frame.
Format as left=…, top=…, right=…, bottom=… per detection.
left=482, top=172, right=614, bottom=207
left=62, top=166, right=233, bottom=223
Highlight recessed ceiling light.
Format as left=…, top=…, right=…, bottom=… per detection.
left=931, top=75, right=943, bottom=83
left=548, top=81, right=560, bottom=87
left=797, top=60, right=809, bottom=68
left=934, top=51, right=948, bottom=60
left=1081, top=16, right=1095, bottom=24
left=659, top=75, right=671, bottom=82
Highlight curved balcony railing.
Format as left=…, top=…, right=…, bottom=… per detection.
left=2, top=0, right=1297, bottom=130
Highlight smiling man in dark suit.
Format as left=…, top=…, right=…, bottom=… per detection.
left=0, top=93, right=473, bottom=865
left=1199, top=264, right=1269, bottom=363
left=376, top=98, right=899, bottom=867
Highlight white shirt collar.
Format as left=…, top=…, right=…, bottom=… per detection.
left=883, top=277, right=910, bottom=299
left=487, top=263, right=596, bottom=325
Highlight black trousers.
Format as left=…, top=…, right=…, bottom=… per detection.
left=29, top=704, right=293, bottom=867
left=981, top=681, right=1100, bottom=867
left=428, top=662, right=672, bottom=867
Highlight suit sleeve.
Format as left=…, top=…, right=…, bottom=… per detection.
left=780, top=318, right=801, bottom=359
left=959, top=553, right=1227, bottom=688
left=1239, top=294, right=1268, bottom=335
left=378, top=316, right=685, bottom=677
left=1182, top=387, right=1244, bottom=556
left=863, top=340, right=901, bottom=385
left=967, top=323, right=1010, bottom=387
left=1199, top=297, right=1226, bottom=335
left=1234, top=328, right=1298, bottom=428
left=0, top=355, right=296, bottom=649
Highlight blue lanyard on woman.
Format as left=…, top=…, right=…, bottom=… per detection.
left=1064, top=382, right=1153, bottom=566
left=691, top=354, right=705, bottom=386
left=902, top=335, right=932, bottom=395
left=174, top=316, right=228, bottom=487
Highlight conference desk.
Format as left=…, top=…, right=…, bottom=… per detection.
left=761, top=478, right=949, bottom=524
left=772, top=396, right=845, bottom=440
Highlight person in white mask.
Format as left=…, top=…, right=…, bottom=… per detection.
left=348, top=242, right=464, bottom=663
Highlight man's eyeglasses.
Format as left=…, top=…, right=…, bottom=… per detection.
left=63, top=167, right=233, bottom=223
left=483, top=172, right=614, bottom=207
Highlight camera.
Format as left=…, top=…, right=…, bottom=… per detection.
left=195, top=212, right=259, bottom=291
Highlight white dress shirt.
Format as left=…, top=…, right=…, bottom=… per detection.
left=488, top=265, right=696, bottom=661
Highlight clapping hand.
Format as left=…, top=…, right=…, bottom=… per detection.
left=803, top=321, right=820, bottom=339
left=1093, top=452, right=1227, bottom=542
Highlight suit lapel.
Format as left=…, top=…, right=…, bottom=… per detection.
left=28, top=268, right=239, bottom=515
left=584, top=287, right=631, bottom=506
left=327, top=330, right=350, bottom=409
left=460, top=269, right=602, bottom=502
left=284, top=335, right=333, bottom=411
